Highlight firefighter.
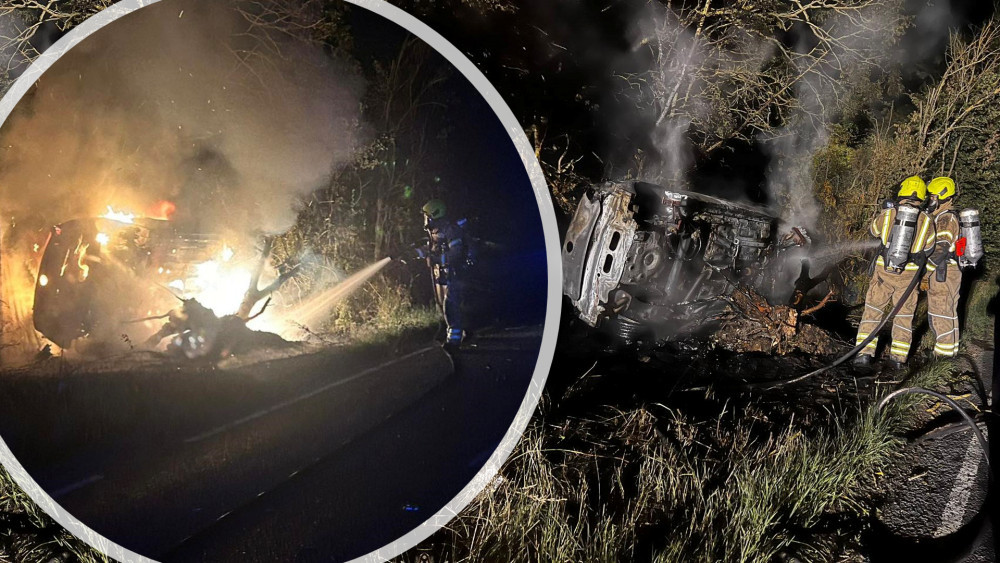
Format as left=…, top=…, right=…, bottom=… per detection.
left=923, top=176, right=961, bottom=359
left=853, top=176, right=936, bottom=369
left=417, top=199, right=469, bottom=348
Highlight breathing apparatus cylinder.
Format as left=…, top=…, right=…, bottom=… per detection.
left=884, top=205, right=920, bottom=272
left=959, top=208, right=984, bottom=268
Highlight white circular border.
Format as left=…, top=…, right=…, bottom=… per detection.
left=0, top=1, right=561, bottom=562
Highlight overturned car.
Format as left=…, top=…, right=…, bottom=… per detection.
left=33, top=215, right=226, bottom=348
left=563, top=181, right=812, bottom=342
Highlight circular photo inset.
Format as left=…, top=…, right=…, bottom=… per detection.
left=0, top=1, right=558, bottom=561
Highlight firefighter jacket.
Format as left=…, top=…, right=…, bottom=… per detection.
left=421, top=219, right=467, bottom=284
left=926, top=201, right=960, bottom=273
left=855, top=200, right=934, bottom=363
left=869, top=202, right=935, bottom=272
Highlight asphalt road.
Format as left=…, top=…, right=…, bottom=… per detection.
left=0, top=326, right=542, bottom=561
left=163, top=326, right=543, bottom=562
left=872, top=347, right=995, bottom=562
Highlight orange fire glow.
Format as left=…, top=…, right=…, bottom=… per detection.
left=148, top=200, right=177, bottom=221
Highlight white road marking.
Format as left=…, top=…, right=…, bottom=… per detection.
left=934, top=427, right=986, bottom=537
left=183, top=346, right=437, bottom=444
left=50, top=474, right=104, bottom=499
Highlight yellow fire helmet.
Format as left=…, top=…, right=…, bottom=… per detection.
left=422, top=199, right=447, bottom=220
left=927, top=176, right=956, bottom=201
left=897, top=175, right=927, bottom=200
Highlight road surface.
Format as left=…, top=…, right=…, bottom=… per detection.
left=872, top=346, right=995, bottom=562
left=0, top=326, right=543, bottom=561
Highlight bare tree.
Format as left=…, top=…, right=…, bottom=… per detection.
left=620, top=0, right=905, bottom=181
left=368, top=37, right=448, bottom=260
left=388, top=0, right=518, bottom=15
left=236, top=235, right=300, bottom=320
left=906, top=20, right=1000, bottom=173
left=0, top=0, right=112, bottom=83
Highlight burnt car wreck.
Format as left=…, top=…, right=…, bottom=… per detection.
left=32, top=216, right=220, bottom=348
left=31, top=209, right=301, bottom=359
left=563, top=181, right=814, bottom=343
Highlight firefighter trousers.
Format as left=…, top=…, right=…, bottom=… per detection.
left=855, top=267, right=919, bottom=362
left=926, top=263, right=961, bottom=358
left=433, top=278, right=463, bottom=344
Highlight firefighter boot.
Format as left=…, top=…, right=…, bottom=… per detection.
left=853, top=354, right=873, bottom=369
left=886, top=357, right=906, bottom=371
left=442, top=329, right=463, bottom=351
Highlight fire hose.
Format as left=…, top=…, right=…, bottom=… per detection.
left=752, top=263, right=926, bottom=390
left=877, top=387, right=991, bottom=474
left=751, top=263, right=993, bottom=476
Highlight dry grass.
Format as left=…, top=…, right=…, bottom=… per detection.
left=0, top=465, right=108, bottom=563
left=324, top=278, right=440, bottom=346
left=402, top=359, right=966, bottom=563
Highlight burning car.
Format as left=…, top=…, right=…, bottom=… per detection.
left=562, top=181, right=811, bottom=342
left=32, top=211, right=230, bottom=348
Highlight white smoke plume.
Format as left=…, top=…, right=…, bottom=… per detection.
left=0, top=0, right=364, bottom=241
left=763, top=4, right=905, bottom=232
left=903, top=0, right=962, bottom=66
left=623, top=4, right=712, bottom=188
left=622, top=0, right=914, bottom=231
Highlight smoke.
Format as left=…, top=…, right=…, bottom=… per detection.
left=614, top=1, right=954, bottom=234
left=0, top=0, right=364, bottom=240
left=902, top=0, right=962, bottom=67
left=623, top=4, right=712, bottom=187
left=763, top=5, right=905, bottom=232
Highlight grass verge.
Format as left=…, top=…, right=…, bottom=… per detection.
left=0, top=465, right=107, bottom=562
left=324, top=278, right=440, bottom=346
left=401, top=359, right=971, bottom=562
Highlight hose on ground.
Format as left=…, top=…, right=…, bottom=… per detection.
left=878, top=386, right=991, bottom=474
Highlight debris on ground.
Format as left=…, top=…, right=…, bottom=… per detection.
left=711, top=287, right=840, bottom=356
left=147, top=298, right=295, bottom=360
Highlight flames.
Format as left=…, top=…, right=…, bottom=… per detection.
left=97, top=200, right=252, bottom=316
left=95, top=202, right=257, bottom=317
left=163, top=245, right=252, bottom=317
left=148, top=200, right=177, bottom=221
left=187, top=258, right=252, bottom=316
left=34, top=199, right=283, bottom=336
left=101, top=205, right=137, bottom=224
left=100, top=200, right=175, bottom=223
left=76, top=242, right=91, bottom=280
